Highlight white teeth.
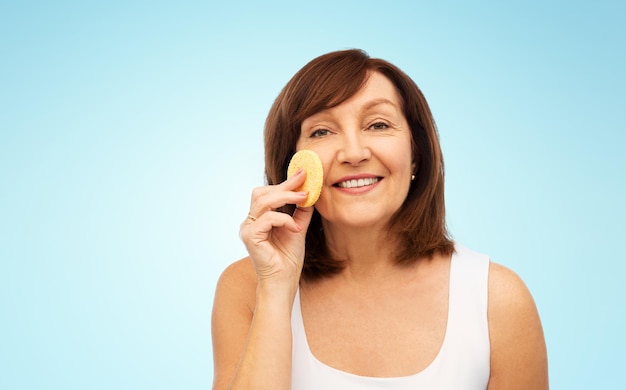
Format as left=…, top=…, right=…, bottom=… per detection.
left=338, top=177, right=379, bottom=188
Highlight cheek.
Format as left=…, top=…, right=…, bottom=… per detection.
left=383, top=142, right=413, bottom=174
left=401, top=137, right=415, bottom=173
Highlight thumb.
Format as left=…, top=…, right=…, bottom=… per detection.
left=293, top=206, right=315, bottom=236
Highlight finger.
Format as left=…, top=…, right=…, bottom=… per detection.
left=278, top=167, right=307, bottom=190
left=248, top=191, right=307, bottom=220
left=240, top=210, right=303, bottom=246
left=248, top=170, right=309, bottom=219
left=248, top=168, right=307, bottom=203
left=292, top=206, right=314, bottom=235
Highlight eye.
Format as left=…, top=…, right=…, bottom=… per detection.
left=310, top=128, right=331, bottom=137
left=369, top=121, right=389, bottom=131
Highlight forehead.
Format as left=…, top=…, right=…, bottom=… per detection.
left=305, top=72, right=402, bottom=122
left=344, top=71, right=401, bottom=107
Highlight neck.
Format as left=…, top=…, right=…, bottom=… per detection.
left=322, top=222, right=399, bottom=281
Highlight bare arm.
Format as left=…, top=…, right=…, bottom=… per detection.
left=487, top=262, right=549, bottom=389
left=211, top=259, right=296, bottom=390
left=211, top=170, right=314, bottom=389
left=211, top=259, right=254, bottom=389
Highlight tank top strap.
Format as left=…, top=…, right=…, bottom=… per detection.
left=438, top=243, right=491, bottom=386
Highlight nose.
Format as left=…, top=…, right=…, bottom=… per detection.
left=337, top=131, right=371, bottom=166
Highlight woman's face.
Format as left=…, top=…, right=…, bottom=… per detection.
left=296, top=72, right=415, bottom=230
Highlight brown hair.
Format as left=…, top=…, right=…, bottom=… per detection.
left=264, top=49, right=454, bottom=280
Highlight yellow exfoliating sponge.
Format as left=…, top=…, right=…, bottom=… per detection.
left=287, top=150, right=324, bottom=207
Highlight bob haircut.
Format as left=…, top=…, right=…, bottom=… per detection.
left=264, top=49, right=454, bottom=281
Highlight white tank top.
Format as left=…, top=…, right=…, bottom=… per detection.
left=291, top=243, right=491, bottom=389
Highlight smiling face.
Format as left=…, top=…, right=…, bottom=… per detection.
left=296, top=72, right=415, bottom=230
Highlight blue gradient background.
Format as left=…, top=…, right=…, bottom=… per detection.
left=1, top=1, right=624, bottom=389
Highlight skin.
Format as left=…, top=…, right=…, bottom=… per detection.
left=297, top=74, right=415, bottom=237
left=211, top=72, right=549, bottom=389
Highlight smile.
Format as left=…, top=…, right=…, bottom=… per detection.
left=336, top=177, right=380, bottom=189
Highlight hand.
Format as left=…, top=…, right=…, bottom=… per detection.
left=239, top=169, right=314, bottom=291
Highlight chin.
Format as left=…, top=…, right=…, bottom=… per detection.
left=327, top=213, right=392, bottom=230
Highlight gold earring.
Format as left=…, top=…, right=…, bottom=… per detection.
left=411, top=174, right=415, bottom=181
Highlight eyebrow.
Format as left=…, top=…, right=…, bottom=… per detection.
left=361, top=98, right=399, bottom=112
left=303, top=98, right=400, bottom=126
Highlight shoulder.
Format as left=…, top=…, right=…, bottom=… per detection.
left=217, top=257, right=257, bottom=287
left=487, top=261, right=549, bottom=389
left=487, top=261, right=542, bottom=338
left=213, top=257, right=258, bottom=316
left=488, top=262, right=533, bottom=307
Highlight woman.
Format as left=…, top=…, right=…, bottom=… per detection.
left=211, top=49, right=548, bottom=389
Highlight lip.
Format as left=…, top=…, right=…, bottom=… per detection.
left=332, top=174, right=383, bottom=194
